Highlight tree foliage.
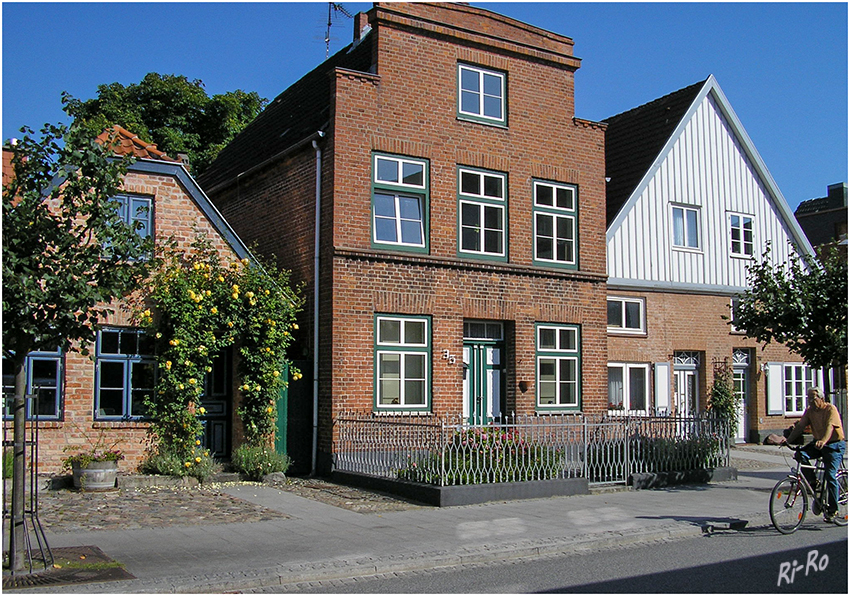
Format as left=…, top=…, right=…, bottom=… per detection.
left=732, top=243, right=847, bottom=370
left=63, top=73, right=266, bottom=175
left=2, top=123, right=154, bottom=369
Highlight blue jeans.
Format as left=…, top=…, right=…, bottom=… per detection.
left=797, top=440, right=846, bottom=514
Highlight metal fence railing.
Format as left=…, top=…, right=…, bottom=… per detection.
left=334, top=412, right=730, bottom=487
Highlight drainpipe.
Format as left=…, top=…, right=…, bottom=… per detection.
left=311, top=133, right=324, bottom=476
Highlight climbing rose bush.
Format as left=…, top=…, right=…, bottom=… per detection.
left=139, top=235, right=303, bottom=475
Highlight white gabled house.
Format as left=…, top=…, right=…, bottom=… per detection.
left=603, top=75, right=824, bottom=443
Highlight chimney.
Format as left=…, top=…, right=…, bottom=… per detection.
left=827, top=182, right=848, bottom=207
left=354, top=12, right=371, bottom=42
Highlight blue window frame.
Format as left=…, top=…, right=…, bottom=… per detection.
left=95, top=328, right=155, bottom=420
left=113, top=195, right=153, bottom=240
left=2, top=349, right=63, bottom=420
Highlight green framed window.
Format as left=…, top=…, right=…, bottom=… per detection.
left=458, top=166, right=507, bottom=259
left=533, top=180, right=578, bottom=268
left=458, top=63, right=507, bottom=126
left=372, top=154, right=429, bottom=252
left=375, top=315, right=431, bottom=411
left=536, top=323, right=581, bottom=411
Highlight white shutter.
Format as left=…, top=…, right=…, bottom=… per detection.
left=654, top=362, right=671, bottom=415
left=766, top=362, right=784, bottom=415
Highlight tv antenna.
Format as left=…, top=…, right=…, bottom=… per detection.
left=326, top=3, right=354, bottom=59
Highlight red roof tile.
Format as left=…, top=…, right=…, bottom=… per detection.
left=96, top=125, right=180, bottom=162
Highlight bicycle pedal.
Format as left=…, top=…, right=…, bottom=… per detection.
left=812, top=501, right=821, bottom=515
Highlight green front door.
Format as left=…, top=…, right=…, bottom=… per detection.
left=462, top=321, right=505, bottom=425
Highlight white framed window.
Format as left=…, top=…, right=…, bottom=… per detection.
left=672, top=205, right=700, bottom=249
left=533, top=180, right=577, bottom=267
left=95, top=328, right=155, bottom=420
left=458, top=63, right=506, bottom=125
left=375, top=315, right=430, bottom=410
left=729, top=213, right=754, bottom=257
left=784, top=364, right=817, bottom=415
left=372, top=154, right=428, bottom=250
left=536, top=324, right=580, bottom=410
left=458, top=167, right=506, bottom=258
left=729, top=297, right=745, bottom=334
left=608, top=363, right=649, bottom=412
left=607, top=297, right=645, bottom=334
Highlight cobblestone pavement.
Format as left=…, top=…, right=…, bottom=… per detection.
left=28, top=477, right=420, bottom=533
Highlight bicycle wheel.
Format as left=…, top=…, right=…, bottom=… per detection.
left=834, top=470, right=848, bottom=526
left=770, top=477, right=807, bottom=534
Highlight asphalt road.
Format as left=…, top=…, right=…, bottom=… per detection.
left=260, top=523, right=848, bottom=593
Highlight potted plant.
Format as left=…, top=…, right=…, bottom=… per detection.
left=62, top=430, right=125, bottom=491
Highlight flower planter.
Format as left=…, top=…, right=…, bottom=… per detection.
left=72, top=460, right=119, bottom=491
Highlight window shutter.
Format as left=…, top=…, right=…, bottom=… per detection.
left=766, top=362, right=784, bottom=415
left=654, top=362, right=671, bottom=414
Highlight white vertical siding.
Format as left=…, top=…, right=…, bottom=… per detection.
left=607, top=93, right=800, bottom=289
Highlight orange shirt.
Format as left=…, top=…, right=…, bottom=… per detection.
left=788, top=404, right=846, bottom=445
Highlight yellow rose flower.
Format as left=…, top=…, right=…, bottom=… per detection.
left=273, top=370, right=280, bottom=377
left=227, top=321, right=234, bottom=328
left=241, top=258, right=250, bottom=265
left=266, top=407, right=273, bottom=414
left=188, top=290, right=196, bottom=299
left=246, top=291, right=254, bottom=299
left=292, top=324, right=299, bottom=330
left=193, top=262, right=201, bottom=270
left=199, top=407, right=206, bottom=415
left=232, top=284, right=239, bottom=292
left=217, top=276, right=225, bottom=282
left=195, top=440, right=201, bottom=446
left=165, top=361, right=172, bottom=369
left=178, top=383, right=185, bottom=390
left=249, top=299, right=257, bottom=306
left=185, top=461, right=192, bottom=468
left=210, top=307, right=218, bottom=315
left=143, top=309, right=151, bottom=317
left=232, top=292, right=239, bottom=300
left=188, top=378, right=197, bottom=385
left=195, top=457, right=202, bottom=463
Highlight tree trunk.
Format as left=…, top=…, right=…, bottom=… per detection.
left=8, top=359, right=26, bottom=572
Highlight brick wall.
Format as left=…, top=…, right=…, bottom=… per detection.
left=10, top=166, right=243, bottom=474
left=608, top=289, right=812, bottom=442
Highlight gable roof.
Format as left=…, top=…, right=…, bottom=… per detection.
left=602, top=80, right=704, bottom=227
left=603, top=75, right=814, bottom=257
left=197, top=33, right=374, bottom=193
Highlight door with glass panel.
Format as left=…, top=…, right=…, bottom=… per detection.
left=463, top=321, right=504, bottom=425
left=673, top=352, right=699, bottom=417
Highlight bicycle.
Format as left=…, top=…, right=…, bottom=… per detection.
left=769, top=444, right=848, bottom=534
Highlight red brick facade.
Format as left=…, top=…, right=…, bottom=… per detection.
left=4, top=147, right=247, bottom=473
left=203, top=3, right=609, bottom=472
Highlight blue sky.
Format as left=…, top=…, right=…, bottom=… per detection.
left=2, top=2, right=847, bottom=208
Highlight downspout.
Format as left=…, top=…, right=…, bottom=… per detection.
left=311, top=133, right=324, bottom=476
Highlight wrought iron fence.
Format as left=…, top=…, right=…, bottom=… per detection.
left=334, top=411, right=730, bottom=487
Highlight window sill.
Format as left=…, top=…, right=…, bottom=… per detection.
left=456, top=115, right=508, bottom=129
left=607, top=329, right=647, bottom=337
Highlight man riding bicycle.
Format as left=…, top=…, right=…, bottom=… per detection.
left=780, top=387, right=846, bottom=523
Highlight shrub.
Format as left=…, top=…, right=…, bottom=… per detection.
left=231, top=444, right=291, bottom=481
left=139, top=445, right=220, bottom=483
left=3, top=449, right=13, bottom=479
left=398, top=427, right=565, bottom=486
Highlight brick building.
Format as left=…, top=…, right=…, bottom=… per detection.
left=199, top=3, right=608, bottom=474
left=603, top=76, right=825, bottom=444
left=3, top=127, right=252, bottom=472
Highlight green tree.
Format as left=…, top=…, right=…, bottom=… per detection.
left=732, top=243, right=847, bottom=372
left=63, top=73, right=266, bottom=175
left=2, top=123, right=153, bottom=569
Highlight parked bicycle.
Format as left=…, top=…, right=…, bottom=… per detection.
left=769, top=444, right=848, bottom=534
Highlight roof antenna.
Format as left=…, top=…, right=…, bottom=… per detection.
left=326, top=3, right=354, bottom=59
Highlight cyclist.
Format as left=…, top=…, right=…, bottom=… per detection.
left=781, top=386, right=846, bottom=522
